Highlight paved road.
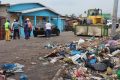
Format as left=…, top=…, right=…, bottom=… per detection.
left=0, top=31, right=80, bottom=80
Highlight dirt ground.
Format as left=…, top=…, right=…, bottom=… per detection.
left=0, top=31, right=80, bottom=80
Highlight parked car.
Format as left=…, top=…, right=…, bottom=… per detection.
left=33, top=22, right=60, bottom=37
left=106, top=20, right=119, bottom=28
left=106, top=20, right=112, bottom=27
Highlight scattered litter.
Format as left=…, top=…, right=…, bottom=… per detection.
left=7, top=78, right=16, bottom=80
left=42, top=62, right=49, bottom=66
left=112, top=49, right=120, bottom=56
left=43, top=37, right=120, bottom=79
left=78, top=38, right=85, bottom=45
left=38, top=57, right=45, bottom=61
left=19, top=74, right=28, bottom=80
left=0, top=63, right=27, bottom=80
left=117, top=69, right=120, bottom=79
left=31, top=62, right=37, bottom=65
left=44, top=43, right=57, bottom=49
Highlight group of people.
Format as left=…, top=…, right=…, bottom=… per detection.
left=4, top=18, right=33, bottom=41
left=4, top=18, right=52, bottom=41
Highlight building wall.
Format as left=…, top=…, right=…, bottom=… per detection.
left=36, top=16, right=44, bottom=24
left=0, top=5, right=8, bottom=17
left=8, top=3, right=65, bottom=37
left=52, top=18, right=65, bottom=31
left=9, top=13, right=19, bottom=24
left=0, top=5, right=9, bottom=40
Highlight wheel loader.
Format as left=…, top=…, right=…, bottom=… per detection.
left=74, top=9, right=108, bottom=36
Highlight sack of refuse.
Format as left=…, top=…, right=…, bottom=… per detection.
left=107, top=40, right=118, bottom=47
left=92, top=63, right=108, bottom=72
left=20, top=74, right=28, bottom=80
left=44, top=43, right=56, bottom=49
left=1, top=63, right=24, bottom=73
left=111, top=49, right=120, bottom=56
left=78, top=38, right=85, bottom=45
left=1, top=64, right=16, bottom=70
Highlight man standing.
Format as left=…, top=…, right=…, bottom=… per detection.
left=4, top=20, right=10, bottom=41
left=72, top=21, right=78, bottom=35
left=26, top=18, right=32, bottom=38
left=45, top=21, right=52, bottom=37
left=12, top=19, right=21, bottom=39
left=24, top=20, right=29, bottom=40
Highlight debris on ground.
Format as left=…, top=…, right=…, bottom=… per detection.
left=42, top=37, right=120, bottom=80
left=0, top=63, right=28, bottom=80
left=44, top=43, right=58, bottom=49
left=19, top=74, right=28, bottom=80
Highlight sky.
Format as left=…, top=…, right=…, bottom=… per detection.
left=1, top=0, right=120, bottom=17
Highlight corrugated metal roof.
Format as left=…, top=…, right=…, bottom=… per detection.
left=10, top=2, right=45, bottom=7
left=9, top=2, right=63, bottom=16
left=21, top=7, right=47, bottom=13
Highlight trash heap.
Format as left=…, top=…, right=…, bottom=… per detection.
left=0, top=63, right=28, bottom=80
left=43, top=37, right=120, bottom=80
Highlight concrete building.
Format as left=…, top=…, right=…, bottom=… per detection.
left=0, top=2, right=65, bottom=38
left=0, top=4, right=9, bottom=40
left=8, top=3, right=65, bottom=37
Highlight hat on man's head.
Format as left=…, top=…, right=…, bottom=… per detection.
left=14, top=19, right=16, bottom=22
left=26, top=18, right=30, bottom=21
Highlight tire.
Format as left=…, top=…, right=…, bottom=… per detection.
left=33, top=30, right=38, bottom=37
left=56, top=30, right=60, bottom=36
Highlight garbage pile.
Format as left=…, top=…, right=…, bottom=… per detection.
left=43, top=37, right=120, bottom=80
left=0, top=63, right=28, bottom=80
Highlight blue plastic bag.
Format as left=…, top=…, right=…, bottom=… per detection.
left=2, top=64, right=16, bottom=70
left=20, top=74, right=28, bottom=80
left=70, top=50, right=83, bottom=55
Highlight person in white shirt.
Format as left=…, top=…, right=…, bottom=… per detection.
left=45, top=21, right=52, bottom=37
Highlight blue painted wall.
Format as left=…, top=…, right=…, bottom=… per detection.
left=8, top=3, right=65, bottom=37
left=8, top=3, right=44, bottom=12
left=19, top=27, right=34, bottom=38
left=61, top=19, right=65, bottom=31
left=20, top=28, right=25, bottom=38
left=52, top=18, right=65, bottom=31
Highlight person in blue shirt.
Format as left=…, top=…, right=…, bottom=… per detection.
left=12, top=19, right=21, bottom=39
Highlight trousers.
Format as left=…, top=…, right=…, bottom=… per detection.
left=5, top=30, right=10, bottom=41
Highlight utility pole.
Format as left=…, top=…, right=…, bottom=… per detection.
left=111, top=0, right=119, bottom=37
